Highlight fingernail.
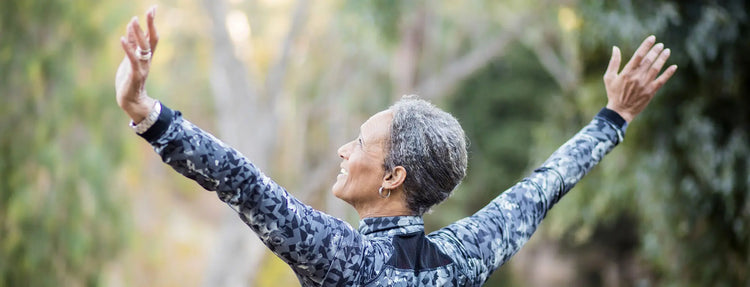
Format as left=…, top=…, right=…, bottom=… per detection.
left=655, top=43, right=664, bottom=49
left=664, top=48, right=670, bottom=55
left=648, top=35, right=656, bottom=42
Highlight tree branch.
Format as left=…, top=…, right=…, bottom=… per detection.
left=414, top=15, right=530, bottom=101
left=266, top=0, right=310, bottom=110
left=391, top=3, right=427, bottom=98
left=521, top=34, right=579, bottom=93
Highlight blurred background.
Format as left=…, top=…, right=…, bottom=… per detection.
left=1, top=0, right=748, bottom=286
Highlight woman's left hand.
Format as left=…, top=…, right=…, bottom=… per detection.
left=603, top=35, right=677, bottom=123
left=115, top=6, right=159, bottom=123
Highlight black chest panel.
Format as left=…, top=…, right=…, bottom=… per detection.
left=386, top=231, right=453, bottom=271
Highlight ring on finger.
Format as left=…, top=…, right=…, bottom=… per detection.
left=135, top=46, right=152, bottom=61
left=136, top=46, right=151, bottom=55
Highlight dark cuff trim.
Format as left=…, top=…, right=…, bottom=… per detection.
left=139, top=104, right=174, bottom=143
left=596, top=107, right=627, bottom=130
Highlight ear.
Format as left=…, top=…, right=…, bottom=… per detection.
left=382, top=166, right=406, bottom=190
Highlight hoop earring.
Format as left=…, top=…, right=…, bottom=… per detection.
left=378, top=187, right=391, bottom=199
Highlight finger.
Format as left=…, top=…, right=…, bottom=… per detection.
left=120, top=36, right=138, bottom=70
left=125, top=24, right=143, bottom=67
left=638, top=43, right=664, bottom=73
left=126, top=18, right=139, bottom=49
left=646, top=48, right=670, bottom=81
left=126, top=22, right=139, bottom=53
left=649, top=64, right=678, bottom=93
left=132, top=17, right=150, bottom=51
left=622, top=35, right=656, bottom=73
left=604, top=46, right=621, bottom=79
left=146, top=6, right=160, bottom=52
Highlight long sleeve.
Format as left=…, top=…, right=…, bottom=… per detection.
left=431, top=108, right=627, bottom=283
left=139, top=104, right=365, bottom=286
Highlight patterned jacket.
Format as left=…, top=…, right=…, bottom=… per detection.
left=138, top=104, right=627, bottom=286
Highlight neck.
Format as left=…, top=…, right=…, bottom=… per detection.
left=357, top=205, right=413, bottom=219
left=355, top=190, right=414, bottom=219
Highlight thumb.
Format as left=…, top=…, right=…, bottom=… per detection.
left=115, top=57, right=132, bottom=90
left=604, top=46, right=621, bottom=79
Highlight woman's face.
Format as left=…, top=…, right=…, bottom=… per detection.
left=333, top=110, right=393, bottom=208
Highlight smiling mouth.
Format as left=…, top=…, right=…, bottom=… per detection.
left=340, top=168, right=348, bottom=176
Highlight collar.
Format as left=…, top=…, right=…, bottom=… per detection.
left=358, top=216, right=424, bottom=238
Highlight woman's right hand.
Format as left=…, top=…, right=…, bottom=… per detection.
left=115, top=6, right=159, bottom=123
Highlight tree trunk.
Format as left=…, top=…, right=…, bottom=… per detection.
left=201, top=0, right=311, bottom=285
left=201, top=0, right=269, bottom=285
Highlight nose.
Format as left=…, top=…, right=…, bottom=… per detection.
left=337, top=141, right=353, bottom=159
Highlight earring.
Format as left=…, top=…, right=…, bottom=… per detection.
left=378, top=187, right=391, bottom=199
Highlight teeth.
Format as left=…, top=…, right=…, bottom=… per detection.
left=340, top=168, right=348, bottom=175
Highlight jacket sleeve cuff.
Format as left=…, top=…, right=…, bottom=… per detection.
left=595, top=107, right=628, bottom=141
left=596, top=107, right=628, bottom=129
left=138, top=103, right=175, bottom=143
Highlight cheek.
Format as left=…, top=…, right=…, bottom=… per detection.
left=345, top=158, right=383, bottom=193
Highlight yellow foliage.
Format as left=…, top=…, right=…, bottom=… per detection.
left=255, top=251, right=300, bottom=286
left=558, top=6, right=582, bottom=31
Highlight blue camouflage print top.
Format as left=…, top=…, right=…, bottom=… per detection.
left=138, top=103, right=627, bottom=286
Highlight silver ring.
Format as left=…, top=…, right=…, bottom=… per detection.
left=136, top=46, right=151, bottom=55
left=135, top=47, right=152, bottom=61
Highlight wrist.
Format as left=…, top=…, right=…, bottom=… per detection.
left=605, top=104, right=634, bottom=123
left=130, top=100, right=162, bottom=134
left=123, top=97, right=156, bottom=124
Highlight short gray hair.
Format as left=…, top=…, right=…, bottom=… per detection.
left=384, top=95, right=468, bottom=215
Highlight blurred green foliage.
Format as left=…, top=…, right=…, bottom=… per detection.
left=432, top=0, right=748, bottom=286
left=569, top=1, right=747, bottom=286
left=0, top=0, right=131, bottom=285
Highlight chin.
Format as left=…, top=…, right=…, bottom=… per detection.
left=331, top=189, right=342, bottom=200
left=331, top=184, right=344, bottom=200
left=331, top=187, right=354, bottom=206
left=331, top=177, right=348, bottom=199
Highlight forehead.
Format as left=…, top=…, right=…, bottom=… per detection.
left=361, top=110, right=393, bottom=140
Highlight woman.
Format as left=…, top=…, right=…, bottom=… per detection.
left=116, top=7, right=676, bottom=287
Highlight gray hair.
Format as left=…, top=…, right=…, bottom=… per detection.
left=384, top=95, right=468, bottom=215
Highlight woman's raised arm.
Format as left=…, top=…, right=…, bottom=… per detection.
left=430, top=36, right=676, bottom=282
left=114, top=8, right=366, bottom=285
